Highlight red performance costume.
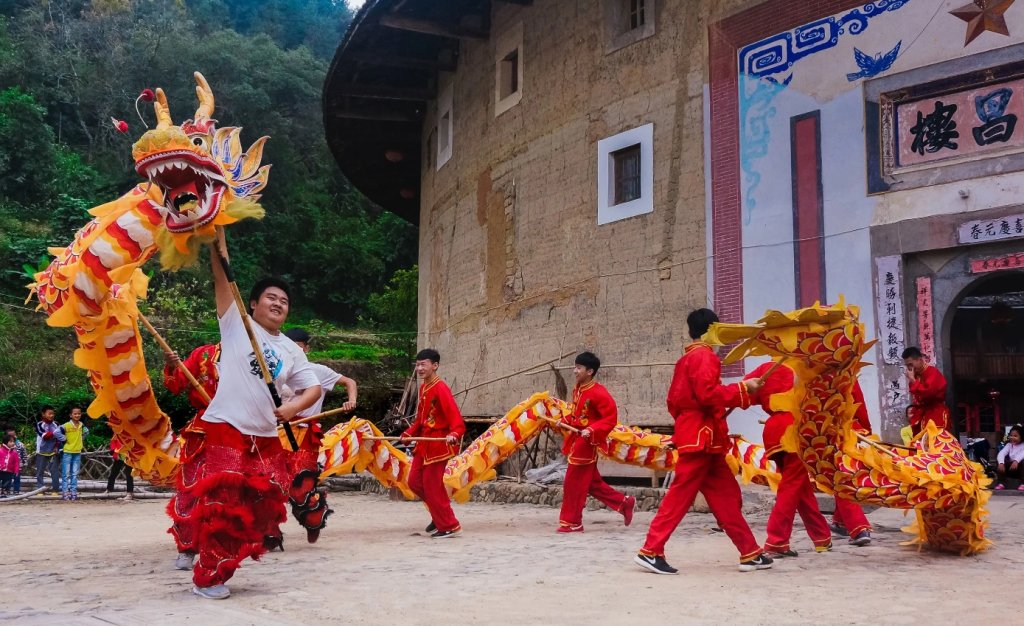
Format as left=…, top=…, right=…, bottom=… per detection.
left=403, top=376, right=466, bottom=533
left=832, top=381, right=872, bottom=540
left=168, top=305, right=318, bottom=590
left=557, top=381, right=634, bottom=532
left=165, top=343, right=220, bottom=557
left=746, top=363, right=831, bottom=554
left=639, top=342, right=762, bottom=562
left=908, top=365, right=950, bottom=435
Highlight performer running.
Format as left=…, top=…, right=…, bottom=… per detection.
left=745, top=362, right=832, bottom=558
left=281, top=327, right=358, bottom=543
left=634, top=308, right=770, bottom=575
left=175, top=232, right=321, bottom=600
left=163, top=342, right=220, bottom=571
left=901, top=347, right=950, bottom=435
left=831, top=380, right=872, bottom=546
left=400, top=349, right=465, bottom=538
left=556, top=351, right=635, bottom=533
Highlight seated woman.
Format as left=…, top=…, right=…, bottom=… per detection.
left=995, top=424, right=1024, bottom=491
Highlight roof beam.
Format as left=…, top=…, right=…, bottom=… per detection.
left=349, top=50, right=455, bottom=72
left=332, top=108, right=421, bottom=122
left=337, top=83, right=434, bottom=101
left=378, top=13, right=487, bottom=40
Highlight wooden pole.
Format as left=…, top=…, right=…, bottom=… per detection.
left=723, top=357, right=790, bottom=419
left=855, top=431, right=911, bottom=457
left=539, top=414, right=580, bottom=434
left=366, top=436, right=448, bottom=442
left=453, top=350, right=576, bottom=397
left=213, top=227, right=298, bottom=452
left=278, top=406, right=352, bottom=429
left=137, top=312, right=212, bottom=405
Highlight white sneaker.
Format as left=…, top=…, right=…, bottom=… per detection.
left=174, top=553, right=195, bottom=571
left=121, top=493, right=134, bottom=501
left=192, top=584, right=230, bottom=600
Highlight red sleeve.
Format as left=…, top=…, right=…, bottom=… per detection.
left=666, top=358, right=687, bottom=418
left=163, top=346, right=206, bottom=396
left=851, top=381, right=871, bottom=433
left=435, top=383, right=466, bottom=439
left=587, top=387, right=618, bottom=439
left=910, top=367, right=946, bottom=403
left=690, top=349, right=750, bottom=412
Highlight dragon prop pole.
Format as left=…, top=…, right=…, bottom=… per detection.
left=722, top=356, right=790, bottom=420
left=138, top=312, right=212, bottom=405
left=213, top=226, right=299, bottom=451
left=280, top=406, right=353, bottom=429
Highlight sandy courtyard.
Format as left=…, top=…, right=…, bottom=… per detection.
left=2, top=491, right=1020, bottom=625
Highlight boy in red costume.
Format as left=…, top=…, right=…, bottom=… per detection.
left=401, top=349, right=466, bottom=538
left=745, top=362, right=832, bottom=558
left=163, top=342, right=220, bottom=571
left=831, top=380, right=872, bottom=546
left=282, top=327, right=358, bottom=544
left=634, top=308, right=771, bottom=575
left=556, top=352, right=636, bottom=533
left=901, top=347, right=950, bottom=435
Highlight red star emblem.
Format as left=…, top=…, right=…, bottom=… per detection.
left=950, top=0, right=1016, bottom=45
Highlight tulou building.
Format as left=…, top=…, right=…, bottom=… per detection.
left=325, top=0, right=1024, bottom=445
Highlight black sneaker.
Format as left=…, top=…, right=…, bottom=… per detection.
left=425, top=521, right=436, bottom=533
left=765, top=549, right=798, bottom=558
left=633, top=553, right=678, bottom=575
left=738, top=554, right=774, bottom=572
left=431, top=528, right=462, bottom=538
left=849, top=531, right=872, bottom=546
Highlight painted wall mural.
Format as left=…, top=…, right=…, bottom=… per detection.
left=737, top=0, right=912, bottom=221
left=846, top=41, right=902, bottom=81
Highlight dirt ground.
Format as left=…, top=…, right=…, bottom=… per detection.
left=2, top=490, right=1020, bottom=625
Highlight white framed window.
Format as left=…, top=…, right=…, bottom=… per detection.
left=494, top=22, right=523, bottom=117
left=603, top=0, right=656, bottom=53
left=597, top=123, right=654, bottom=225
left=436, top=77, right=453, bottom=170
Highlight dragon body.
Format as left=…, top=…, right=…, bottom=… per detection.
left=30, top=74, right=268, bottom=483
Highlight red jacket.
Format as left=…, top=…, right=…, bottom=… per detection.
left=851, top=381, right=872, bottom=434
left=163, top=343, right=220, bottom=413
left=561, top=380, right=618, bottom=465
left=667, top=342, right=752, bottom=454
left=744, top=361, right=795, bottom=457
left=402, top=377, right=466, bottom=464
left=908, top=365, right=949, bottom=429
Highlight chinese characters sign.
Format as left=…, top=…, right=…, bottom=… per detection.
left=896, top=79, right=1024, bottom=168
left=957, top=213, right=1024, bottom=244
left=875, top=255, right=905, bottom=365
left=970, top=252, right=1024, bottom=274
left=916, top=276, right=934, bottom=362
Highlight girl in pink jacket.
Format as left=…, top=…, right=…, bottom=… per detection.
left=0, top=434, right=21, bottom=496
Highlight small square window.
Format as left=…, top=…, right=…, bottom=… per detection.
left=597, top=123, right=653, bottom=225
left=629, top=0, right=646, bottom=30
left=494, top=22, right=523, bottom=117
left=499, top=49, right=519, bottom=101
left=612, top=145, right=642, bottom=205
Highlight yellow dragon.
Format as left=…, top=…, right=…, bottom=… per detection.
left=29, top=73, right=268, bottom=483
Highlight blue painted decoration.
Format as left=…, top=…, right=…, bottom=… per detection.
left=846, top=41, right=902, bottom=81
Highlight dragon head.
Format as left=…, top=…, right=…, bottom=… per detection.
left=131, top=72, right=269, bottom=269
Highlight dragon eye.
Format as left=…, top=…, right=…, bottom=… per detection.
left=192, top=137, right=204, bottom=147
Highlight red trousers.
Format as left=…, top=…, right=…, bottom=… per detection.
left=167, top=419, right=290, bottom=588
left=832, top=497, right=871, bottom=537
left=640, top=452, right=761, bottom=561
left=408, top=455, right=460, bottom=532
left=558, top=462, right=628, bottom=528
left=764, top=453, right=831, bottom=551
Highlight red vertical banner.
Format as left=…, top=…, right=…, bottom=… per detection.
left=916, top=276, right=934, bottom=360
left=791, top=112, right=825, bottom=307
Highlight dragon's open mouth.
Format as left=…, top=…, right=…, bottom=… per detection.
left=135, top=150, right=228, bottom=232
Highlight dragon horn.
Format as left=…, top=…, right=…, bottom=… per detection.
left=154, top=88, right=173, bottom=130
left=194, top=71, right=215, bottom=121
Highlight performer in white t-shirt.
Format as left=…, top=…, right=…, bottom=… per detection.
left=280, top=327, right=359, bottom=544
left=180, top=229, right=321, bottom=601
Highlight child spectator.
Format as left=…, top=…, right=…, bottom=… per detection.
left=4, top=427, right=27, bottom=495
left=105, top=437, right=134, bottom=501
left=995, top=424, right=1024, bottom=491
left=60, top=407, right=89, bottom=500
left=35, top=406, right=65, bottom=493
left=0, top=433, right=20, bottom=496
